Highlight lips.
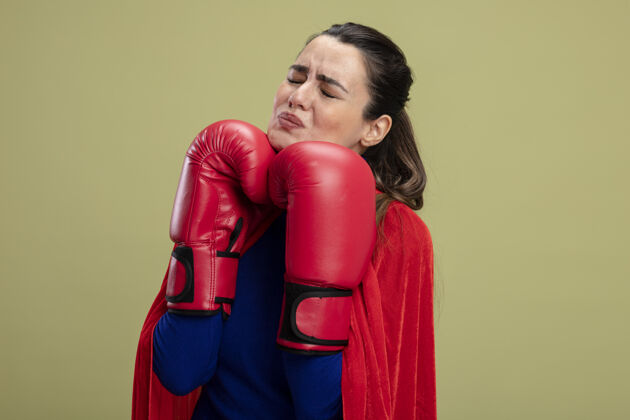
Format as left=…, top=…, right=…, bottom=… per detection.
left=278, top=112, right=304, bottom=129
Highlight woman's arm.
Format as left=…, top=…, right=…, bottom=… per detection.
left=282, top=352, right=343, bottom=420
left=152, top=312, right=222, bottom=396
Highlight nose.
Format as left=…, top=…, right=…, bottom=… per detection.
left=288, top=82, right=313, bottom=111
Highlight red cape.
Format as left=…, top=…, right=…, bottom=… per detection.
left=132, top=200, right=436, bottom=419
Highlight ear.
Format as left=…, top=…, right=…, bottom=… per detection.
left=360, top=114, right=392, bottom=148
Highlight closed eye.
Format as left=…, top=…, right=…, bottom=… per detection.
left=321, top=89, right=335, bottom=99
left=287, top=78, right=336, bottom=99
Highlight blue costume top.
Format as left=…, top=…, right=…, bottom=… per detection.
left=152, top=211, right=343, bottom=419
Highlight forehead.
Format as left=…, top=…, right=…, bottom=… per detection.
left=294, top=35, right=368, bottom=91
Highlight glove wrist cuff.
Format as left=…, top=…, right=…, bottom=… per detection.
left=165, top=244, right=238, bottom=318
left=277, top=281, right=353, bottom=353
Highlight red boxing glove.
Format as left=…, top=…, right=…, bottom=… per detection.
left=268, top=141, right=376, bottom=354
left=166, top=120, right=276, bottom=318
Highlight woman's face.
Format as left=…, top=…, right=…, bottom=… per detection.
left=267, top=35, right=373, bottom=153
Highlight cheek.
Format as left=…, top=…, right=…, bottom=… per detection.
left=268, top=84, right=288, bottom=132
left=272, top=84, right=291, bottom=110
left=314, top=105, right=363, bottom=143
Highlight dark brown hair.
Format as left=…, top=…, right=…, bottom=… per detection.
left=305, top=23, right=427, bottom=238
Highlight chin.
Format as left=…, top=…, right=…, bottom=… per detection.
left=267, top=128, right=296, bottom=152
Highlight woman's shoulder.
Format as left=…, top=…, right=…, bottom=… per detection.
left=380, top=200, right=433, bottom=250
left=371, top=200, right=433, bottom=270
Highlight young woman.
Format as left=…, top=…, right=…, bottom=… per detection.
left=133, top=22, right=436, bottom=420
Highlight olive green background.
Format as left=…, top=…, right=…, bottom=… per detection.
left=1, top=0, right=628, bottom=419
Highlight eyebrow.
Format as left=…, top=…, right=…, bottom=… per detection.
left=289, top=64, right=349, bottom=93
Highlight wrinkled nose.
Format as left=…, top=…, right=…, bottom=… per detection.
left=288, top=83, right=313, bottom=110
